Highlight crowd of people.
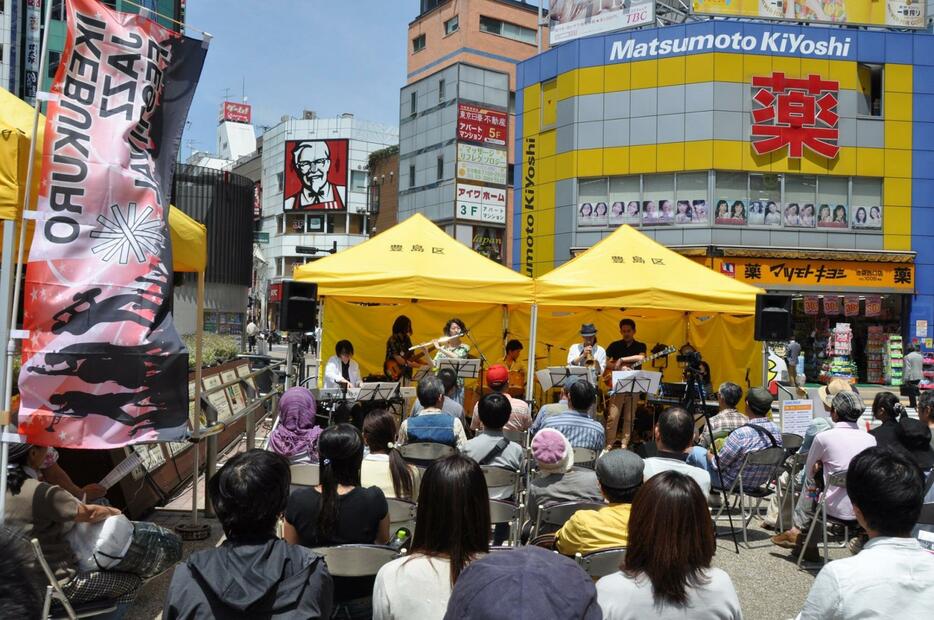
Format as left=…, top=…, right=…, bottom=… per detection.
left=3, top=369, right=934, bottom=619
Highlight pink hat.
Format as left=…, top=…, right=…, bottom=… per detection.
left=532, top=428, right=574, bottom=474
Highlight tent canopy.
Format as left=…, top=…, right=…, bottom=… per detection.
left=294, top=213, right=534, bottom=305
left=535, top=225, right=762, bottom=313
left=0, top=87, right=206, bottom=273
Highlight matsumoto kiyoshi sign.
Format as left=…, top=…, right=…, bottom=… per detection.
left=609, top=30, right=853, bottom=62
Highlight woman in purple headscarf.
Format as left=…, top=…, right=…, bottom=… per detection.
left=268, top=387, right=323, bottom=464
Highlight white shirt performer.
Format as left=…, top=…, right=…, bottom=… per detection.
left=323, top=339, right=362, bottom=390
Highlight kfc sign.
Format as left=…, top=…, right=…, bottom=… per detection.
left=458, top=103, right=507, bottom=146
left=221, top=101, right=252, bottom=124
left=751, top=72, right=840, bottom=160
left=282, top=139, right=349, bottom=212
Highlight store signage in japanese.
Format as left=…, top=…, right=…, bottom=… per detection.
left=221, top=101, right=252, bottom=124
left=803, top=296, right=820, bottom=315
left=455, top=183, right=506, bottom=224
left=710, top=258, right=914, bottom=291
left=457, top=103, right=507, bottom=146
left=456, top=143, right=507, bottom=186
left=865, top=295, right=882, bottom=317
left=751, top=72, right=839, bottom=160
left=692, top=0, right=924, bottom=29
left=823, top=296, right=841, bottom=315
left=269, top=283, right=282, bottom=303
left=844, top=296, right=860, bottom=317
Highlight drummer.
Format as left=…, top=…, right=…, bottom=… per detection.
left=503, top=339, right=527, bottom=391
left=469, top=364, right=532, bottom=432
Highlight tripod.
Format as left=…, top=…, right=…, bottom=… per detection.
left=683, top=367, right=740, bottom=554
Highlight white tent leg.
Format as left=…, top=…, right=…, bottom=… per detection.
left=525, top=305, right=538, bottom=402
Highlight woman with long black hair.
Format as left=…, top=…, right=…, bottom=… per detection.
left=284, top=424, right=389, bottom=619
left=362, top=409, right=420, bottom=500
left=869, top=391, right=908, bottom=449
left=372, top=455, right=491, bottom=619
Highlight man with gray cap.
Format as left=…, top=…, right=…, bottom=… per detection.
left=704, top=387, right=783, bottom=490
left=555, top=449, right=644, bottom=556
left=771, top=389, right=876, bottom=555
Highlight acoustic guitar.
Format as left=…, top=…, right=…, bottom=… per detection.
left=602, top=345, right=677, bottom=389
left=383, top=350, right=426, bottom=381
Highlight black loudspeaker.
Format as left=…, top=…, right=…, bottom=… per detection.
left=754, top=293, right=793, bottom=341
left=279, top=281, right=318, bottom=331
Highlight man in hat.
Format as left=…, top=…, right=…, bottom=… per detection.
left=771, top=390, right=876, bottom=557
left=705, top=387, right=783, bottom=491
left=469, top=364, right=532, bottom=432
left=604, top=318, right=647, bottom=449
left=567, top=323, right=607, bottom=376
left=555, top=449, right=644, bottom=556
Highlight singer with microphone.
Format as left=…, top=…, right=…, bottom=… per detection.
left=567, top=323, right=606, bottom=375
left=432, top=318, right=471, bottom=404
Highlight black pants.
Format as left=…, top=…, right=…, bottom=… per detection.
left=906, top=380, right=921, bottom=409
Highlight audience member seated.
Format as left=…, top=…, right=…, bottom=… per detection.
left=410, top=368, right=466, bottom=427
left=3, top=442, right=141, bottom=613
left=164, top=450, right=333, bottom=619
left=771, top=391, right=876, bottom=560
left=464, top=393, right=525, bottom=500
left=703, top=387, right=783, bottom=490
left=798, top=447, right=934, bottom=618
left=537, top=380, right=606, bottom=454
left=0, top=527, right=43, bottom=619
left=596, top=471, right=742, bottom=620
left=268, top=387, right=324, bottom=464
left=372, top=455, right=490, bottom=619
left=919, top=390, right=934, bottom=450
left=868, top=391, right=906, bottom=449
left=697, top=382, right=747, bottom=450
left=39, top=447, right=108, bottom=504
left=362, top=409, right=421, bottom=501
left=469, top=364, right=532, bottom=433
left=896, top=417, right=934, bottom=475
left=444, top=546, right=602, bottom=620
left=284, top=424, right=389, bottom=619
left=643, top=407, right=711, bottom=495
left=526, top=429, right=602, bottom=528
left=397, top=375, right=468, bottom=451
left=555, top=450, right=644, bottom=556
left=530, top=384, right=571, bottom=436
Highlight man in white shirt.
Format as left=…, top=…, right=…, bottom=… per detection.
left=567, top=323, right=607, bottom=376
left=798, top=446, right=934, bottom=619
left=245, top=319, right=258, bottom=353
left=322, top=339, right=362, bottom=390
left=643, top=406, right=712, bottom=495
left=904, top=346, right=924, bottom=409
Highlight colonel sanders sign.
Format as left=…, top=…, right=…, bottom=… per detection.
left=283, top=139, right=348, bottom=211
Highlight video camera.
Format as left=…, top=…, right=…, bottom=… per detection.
left=676, top=350, right=703, bottom=365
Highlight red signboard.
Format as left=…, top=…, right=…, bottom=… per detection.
left=844, top=296, right=860, bottom=317
left=803, top=296, right=820, bottom=316
left=269, top=283, right=283, bottom=303
left=221, top=101, right=252, bottom=124
left=823, top=296, right=841, bottom=316
left=751, top=72, right=839, bottom=160
left=457, top=103, right=507, bottom=146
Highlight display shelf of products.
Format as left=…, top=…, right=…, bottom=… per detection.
left=922, top=352, right=934, bottom=391
left=821, top=323, right=857, bottom=384
left=885, top=335, right=904, bottom=386
left=866, top=325, right=886, bottom=384
left=803, top=320, right=830, bottom=383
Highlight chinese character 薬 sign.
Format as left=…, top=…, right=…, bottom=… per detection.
left=751, top=72, right=840, bottom=160
left=457, top=103, right=507, bottom=146
left=455, top=182, right=506, bottom=224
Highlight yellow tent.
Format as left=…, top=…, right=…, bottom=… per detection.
left=293, top=213, right=534, bottom=384
left=294, top=213, right=533, bottom=304
left=527, top=225, right=765, bottom=395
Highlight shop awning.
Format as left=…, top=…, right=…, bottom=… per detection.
left=535, top=225, right=763, bottom=313
left=0, top=87, right=206, bottom=273
left=293, top=213, right=535, bottom=304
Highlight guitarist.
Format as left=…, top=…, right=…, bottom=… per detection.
left=604, top=318, right=647, bottom=450
left=384, top=315, right=426, bottom=382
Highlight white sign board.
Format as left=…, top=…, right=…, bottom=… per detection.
left=455, top=182, right=507, bottom=224
left=457, top=143, right=507, bottom=185
left=550, top=0, right=655, bottom=44
left=780, top=399, right=814, bottom=437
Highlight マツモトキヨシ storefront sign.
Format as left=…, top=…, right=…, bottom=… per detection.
left=709, top=258, right=914, bottom=292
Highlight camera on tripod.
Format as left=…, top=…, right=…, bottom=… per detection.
left=677, top=351, right=703, bottom=366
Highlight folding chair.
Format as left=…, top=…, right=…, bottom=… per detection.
left=310, top=544, right=402, bottom=577
left=781, top=433, right=804, bottom=454
left=574, top=547, right=627, bottom=579
left=289, top=463, right=320, bottom=487
left=503, top=429, right=529, bottom=448
left=572, top=447, right=598, bottom=468
left=482, top=466, right=521, bottom=502
left=797, top=470, right=859, bottom=568
left=399, top=442, right=456, bottom=464
left=531, top=500, right=606, bottom=540
left=713, top=446, right=787, bottom=546
left=31, top=539, right=117, bottom=620
left=489, top=499, right=523, bottom=547
left=386, top=497, right=417, bottom=539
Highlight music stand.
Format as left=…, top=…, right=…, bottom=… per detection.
left=411, top=365, right=433, bottom=382
left=437, top=358, right=481, bottom=382
left=610, top=370, right=661, bottom=398
left=355, top=382, right=400, bottom=403
left=536, top=366, right=591, bottom=391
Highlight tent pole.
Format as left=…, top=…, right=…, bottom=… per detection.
left=0, top=220, right=17, bottom=524
left=525, top=305, right=538, bottom=402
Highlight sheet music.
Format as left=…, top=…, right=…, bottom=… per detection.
left=99, top=452, right=142, bottom=490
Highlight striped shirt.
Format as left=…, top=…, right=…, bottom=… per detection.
left=716, top=417, right=783, bottom=489
left=539, top=409, right=605, bottom=453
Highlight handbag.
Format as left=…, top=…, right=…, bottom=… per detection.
left=65, top=514, right=134, bottom=572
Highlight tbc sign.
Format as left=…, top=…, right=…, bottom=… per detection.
left=751, top=72, right=840, bottom=160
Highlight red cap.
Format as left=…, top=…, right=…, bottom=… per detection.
left=487, top=364, right=509, bottom=385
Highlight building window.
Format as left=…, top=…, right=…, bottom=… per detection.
left=437, top=154, right=444, bottom=181
left=276, top=172, right=284, bottom=191
left=307, top=215, right=324, bottom=232
left=438, top=79, right=445, bottom=102
left=508, top=91, right=516, bottom=116
left=412, top=34, right=426, bottom=53
left=507, top=164, right=515, bottom=186
left=444, top=15, right=459, bottom=35
left=410, top=91, right=417, bottom=118
left=329, top=213, right=348, bottom=234
left=541, top=79, right=557, bottom=129
left=348, top=214, right=366, bottom=235
left=409, top=164, right=416, bottom=188
left=276, top=214, right=284, bottom=234
left=350, top=170, right=367, bottom=193
left=479, top=16, right=536, bottom=45
left=51, top=0, right=65, bottom=20
left=857, top=63, right=883, bottom=117
left=286, top=213, right=305, bottom=234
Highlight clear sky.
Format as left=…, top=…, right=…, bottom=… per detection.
left=181, top=0, right=411, bottom=159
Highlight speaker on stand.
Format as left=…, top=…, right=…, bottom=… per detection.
left=754, top=293, right=793, bottom=391
left=278, top=281, right=317, bottom=388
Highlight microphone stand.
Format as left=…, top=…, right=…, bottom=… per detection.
left=463, top=330, right=489, bottom=404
